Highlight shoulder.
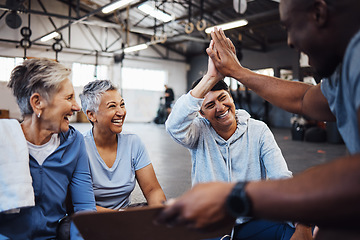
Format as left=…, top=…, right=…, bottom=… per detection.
left=245, top=116, right=270, bottom=137
left=248, top=117, right=267, bottom=126
left=247, top=118, right=268, bottom=134
left=346, top=29, right=360, bottom=55
left=82, top=129, right=92, bottom=141
left=343, top=30, right=360, bottom=83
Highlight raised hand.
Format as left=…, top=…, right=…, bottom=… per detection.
left=206, top=40, right=224, bottom=81
left=206, top=27, right=243, bottom=78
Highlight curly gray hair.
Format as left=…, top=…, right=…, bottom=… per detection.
left=7, top=58, right=71, bottom=116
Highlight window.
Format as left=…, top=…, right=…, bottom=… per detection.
left=72, top=62, right=109, bottom=87
left=224, top=68, right=274, bottom=91
left=121, top=67, right=167, bottom=91
left=254, top=68, right=274, bottom=77
left=0, top=57, right=23, bottom=82
left=224, top=77, right=241, bottom=91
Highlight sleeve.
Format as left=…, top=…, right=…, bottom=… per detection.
left=165, top=92, right=204, bottom=149
left=132, top=135, right=152, bottom=171
left=70, top=134, right=96, bottom=213
left=259, top=124, right=293, bottom=180
left=70, top=221, right=84, bottom=240
left=345, top=36, right=360, bottom=112
left=353, top=71, right=360, bottom=112
left=320, top=78, right=329, bottom=99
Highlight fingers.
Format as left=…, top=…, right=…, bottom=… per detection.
left=154, top=199, right=180, bottom=225
left=206, top=47, right=217, bottom=61
left=154, top=199, right=195, bottom=228
left=219, top=28, right=230, bottom=48
left=210, top=27, right=227, bottom=49
left=155, top=199, right=190, bottom=225
left=209, top=39, right=214, bottom=49
left=211, top=27, right=230, bottom=48
left=170, top=215, right=194, bottom=228
left=211, top=39, right=220, bottom=60
left=227, top=38, right=236, bottom=54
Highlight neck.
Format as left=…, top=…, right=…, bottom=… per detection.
left=92, top=126, right=118, bottom=148
left=215, top=121, right=237, bottom=141
left=21, top=115, right=53, bottom=145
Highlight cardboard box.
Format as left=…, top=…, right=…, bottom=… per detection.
left=0, top=109, right=10, bottom=119
left=76, top=111, right=89, bottom=123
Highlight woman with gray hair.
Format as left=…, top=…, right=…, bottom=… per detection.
left=80, top=80, right=166, bottom=211
left=0, top=58, right=96, bottom=240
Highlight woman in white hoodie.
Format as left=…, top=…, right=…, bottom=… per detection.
left=164, top=42, right=310, bottom=240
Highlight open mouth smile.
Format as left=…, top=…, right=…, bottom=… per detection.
left=112, top=119, right=123, bottom=124
left=217, top=110, right=229, bottom=119
left=64, top=114, right=73, bottom=121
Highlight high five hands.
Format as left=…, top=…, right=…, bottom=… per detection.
left=206, top=27, right=246, bottom=79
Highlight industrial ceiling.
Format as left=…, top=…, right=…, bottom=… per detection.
left=0, top=0, right=287, bottom=60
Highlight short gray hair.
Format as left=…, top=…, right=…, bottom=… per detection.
left=79, top=80, right=117, bottom=115
left=7, top=58, right=71, bottom=116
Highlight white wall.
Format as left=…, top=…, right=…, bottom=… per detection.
left=0, top=82, right=21, bottom=120
left=120, top=57, right=187, bottom=122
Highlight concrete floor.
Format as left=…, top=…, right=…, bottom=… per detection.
left=71, top=122, right=347, bottom=204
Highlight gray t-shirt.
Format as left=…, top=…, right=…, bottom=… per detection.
left=321, top=29, right=360, bottom=154
left=83, top=129, right=151, bottom=209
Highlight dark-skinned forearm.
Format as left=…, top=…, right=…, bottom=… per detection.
left=246, top=154, right=360, bottom=228
left=232, top=68, right=313, bottom=115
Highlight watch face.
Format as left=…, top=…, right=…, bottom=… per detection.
left=226, top=182, right=251, bottom=217
left=229, top=195, right=245, bottom=215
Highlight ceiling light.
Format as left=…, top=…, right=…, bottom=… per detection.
left=102, top=0, right=135, bottom=14
left=124, top=43, right=148, bottom=53
left=130, top=26, right=154, bottom=35
left=40, top=31, right=60, bottom=42
left=205, top=19, right=248, bottom=34
left=138, top=3, right=173, bottom=23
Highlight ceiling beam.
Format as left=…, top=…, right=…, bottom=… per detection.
left=0, top=3, right=76, bottom=20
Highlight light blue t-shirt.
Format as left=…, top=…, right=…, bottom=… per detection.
left=321, top=29, right=360, bottom=154
left=83, top=129, right=151, bottom=209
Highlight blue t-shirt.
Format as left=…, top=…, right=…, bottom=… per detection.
left=321, top=29, right=360, bottom=154
left=83, top=130, right=151, bottom=209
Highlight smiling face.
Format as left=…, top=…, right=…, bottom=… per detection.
left=200, top=89, right=237, bottom=136
left=92, top=90, right=126, bottom=134
left=279, top=0, right=340, bottom=77
left=41, top=78, right=80, bottom=133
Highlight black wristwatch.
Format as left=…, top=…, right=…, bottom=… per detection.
left=225, top=182, right=252, bottom=218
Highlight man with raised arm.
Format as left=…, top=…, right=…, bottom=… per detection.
left=156, top=0, right=360, bottom=238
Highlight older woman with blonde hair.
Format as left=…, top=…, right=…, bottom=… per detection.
left=80, top=80, right=166, bottom=212
left=0, top=58, right=96, bottom=240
